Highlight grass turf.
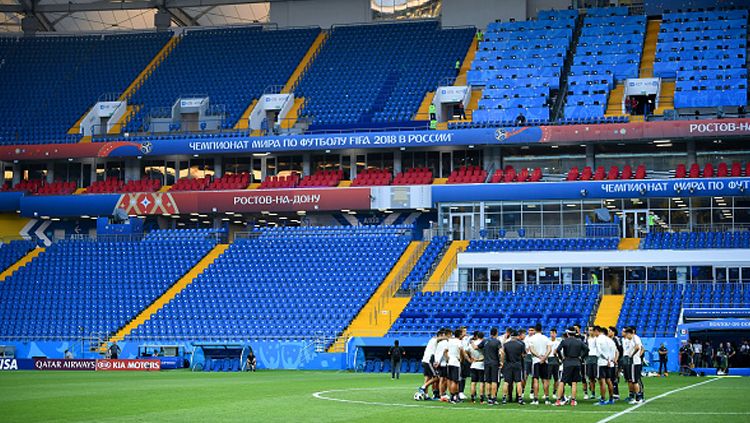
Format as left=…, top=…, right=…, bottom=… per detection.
left=0, top=371, right=748, bottom=423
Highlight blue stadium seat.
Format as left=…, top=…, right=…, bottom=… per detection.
left=0, top=32, right=171, bottom=145
left=127, top=226, right=411, bottom=348
left=0, top=237, right=215, bottom=339
left=388, top=285, right=599, bottom=336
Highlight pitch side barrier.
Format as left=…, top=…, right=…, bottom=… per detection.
left=0, top=358, right=160, bottom=371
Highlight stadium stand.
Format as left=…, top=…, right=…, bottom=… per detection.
left=654, top=9, right=748, bottom=110
left=123, top=27, right=320, bottom=133
left=0, top=240, right=35, bottom=274
left=392, top=167, right=433, bottom=185
left=675, top=162, right=750, bottom=178
left=0, top=237, right=215, bottom=339
left=127, top=226, right=411, bottom=344
left=208, top=173, right=251, bottom=190
left=351, top=168, right=392, bottom=187
left=466, top=237, right=620, bottom=252
left=85, top=179, right=124, bottom=194
left=566, top=164, right=647, bottom=181
left=641, top=231, right=750, bottom=249
left=447, top=166, right=487, bottom=184
left=258, top=173, right=300, bottom=189
left=490, top=166, right=543, bottom=183
left=400, top=236, right=449, bottom=290
left=388, top=285, right=599, bottom=336
left=618, top=283, right=750, bottom=336
left=6, top=179, right=44, bottom=193
left=169, top=177, right=210, bottom=192
left=34, top=181, right=77, bottom=196
left=0, top=32, right=171, bottom=145
left=469, top=9, right=576, bottom=126
left=298, top=170, right=343, bottom=188
left=295, top=21, right=474, bottom=129
left=564, top=8, right=645, bottom=121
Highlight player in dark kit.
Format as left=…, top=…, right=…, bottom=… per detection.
left=475, top=327, right=502, bottom=405
left=554, top=327, right=589, bottom=407
left=501, top=329, right=526, bottom=405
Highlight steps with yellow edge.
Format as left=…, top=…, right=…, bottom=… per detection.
left=281, top=97, right=304, bottom=130
left=618, top=238, right=641, bottom=250
left=414, top=91, right=435, bottom=120
left=654, top=81, right=675, bottom=115
left=639, top=20, right=661, bottom=78
left=454, top=37, right=478, bottom=86
left=328, top=241, right=426, bottom=352
left=234, top=99, right=258, bottom=130
left=338, top=180, right=352, bottom=187
left=433, top=178, right=448, bottom=185
left=594, top=295, right=625, bottom=329
left=605, top=84, right=626, bottom=116
left=422, top=241, right=469, bottom=292
left=102, top=244, right=229, bottom=346
left=107, top=105, right=141, bottom=135
left=71, top=35, right=180, bottom=138
left=0, top=248, right=45, bottom=282
left=282, top=31, right=328, bottom=94
left=119, top=35, right=181, bottom=102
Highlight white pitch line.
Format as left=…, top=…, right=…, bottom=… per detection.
left=595, top=377, right=720, bottom=423
left=312, top=387, right=611, bottom=414
left=312, top=383, right=748, bottom=416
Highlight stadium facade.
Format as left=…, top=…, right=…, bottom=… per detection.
left=0, top=0, right=749, bottom=375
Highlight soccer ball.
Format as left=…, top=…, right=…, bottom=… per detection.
left=458, top=392, right=467, bottom=400
left=413, top=391, right=426, bottom=401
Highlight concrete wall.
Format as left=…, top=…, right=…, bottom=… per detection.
left=270, top=0, right=371, bottom=29
left=441, top=0, right=526, bottom=29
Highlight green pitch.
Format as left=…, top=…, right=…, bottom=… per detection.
left=1, top=371, right=748, bottom=423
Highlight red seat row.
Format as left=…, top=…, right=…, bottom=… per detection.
left=490, top=166, right=542, bottom=183
left=170, top=177, right=210, bottom=192
left=675, top=162, right=750, bottom=178
left=298, top=169, right=343, bottom=188
left=121, top=179, right=161, bottom=193
left=567, top=164, right=646, bottom=181
left=208, top=172, right=250, bottom=190
left=393, top=167, right=433, bottom=185
left=86, top=178, right=125, bottom=194
left=448, top=166, right=488, bottom=184
left=35, top=181, right=77, bottom=195
left=351, top=168, right=392, bottom=187
left=259, top=173, right=300, bottom=189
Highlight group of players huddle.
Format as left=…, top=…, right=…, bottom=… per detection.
left=415, top=323, right=646, bottom=407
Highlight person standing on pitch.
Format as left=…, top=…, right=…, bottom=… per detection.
left=554, top=327, right=588, bottom=407
left=474, top=327, right=502, bottom=405
left=500, top=329, right=526, bottom=405
left=389, top=340, right=406, bottom=380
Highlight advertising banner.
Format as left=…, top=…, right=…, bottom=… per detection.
left=96, top=359, right=161, bottom=371
left=432, top=176, right=750, bottom=203
left=0, top=358, right=36, bottom=371
left=33, top=358, right=97, bottom=371
left=2, top=118, right=750, bottom=161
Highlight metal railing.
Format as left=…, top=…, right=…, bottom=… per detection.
left=647, top=224, right=750, bottom=233
left=418, top=243, right=465, bottom=292
left=425, top=224, right=621, bottom=241
left=369, top=241, right=428, bottom=325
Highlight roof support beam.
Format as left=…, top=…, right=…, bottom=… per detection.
left=0, top=0, right=289, bottom=14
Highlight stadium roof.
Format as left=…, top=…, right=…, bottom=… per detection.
left=0, top=0, right=272, bottom=33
